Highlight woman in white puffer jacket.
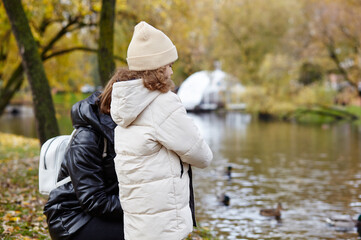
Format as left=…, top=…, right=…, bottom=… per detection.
left=99, top=21, right=213, bottom=240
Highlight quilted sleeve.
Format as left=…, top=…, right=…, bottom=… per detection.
left=155, top=98, right=213, bottom=169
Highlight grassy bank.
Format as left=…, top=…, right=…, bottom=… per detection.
left=288, top=105, right=361, bottom=124
left=249, top=105, right=361, bottom=124
left=0, top=132, right=216, bottom=239
left=0, top=133, right=48, bottom=239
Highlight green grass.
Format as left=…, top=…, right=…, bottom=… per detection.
left=291, top=105, right=361, bottom=124
left=53, top=93, right=92, bottom=134
left=344, top=105, right=361, bottom=117
left=52, top=92, right=91, bottom=109
left=294, top=112, right=337, bottom=124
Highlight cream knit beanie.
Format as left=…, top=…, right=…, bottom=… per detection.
left=127, top=21, right=178, bottom=71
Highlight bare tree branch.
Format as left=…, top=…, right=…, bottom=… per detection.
left=40, top=16, right=81, bottom=57
left=43, top=47, right=126, bottom=63
left=339, top=24, right=360, bottom=54
left=323, top=36, right=356, bottom=88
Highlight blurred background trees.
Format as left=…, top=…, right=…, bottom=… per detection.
left=0, top=0, right=360, bottom=129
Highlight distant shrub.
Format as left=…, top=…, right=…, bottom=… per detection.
left=240, top=86, right=272, bottom=114
left=298, top=62, right=323, bottom=85
left=240, top=86, right=296, bottom=118
left=294, top=85, right=335, bottom=107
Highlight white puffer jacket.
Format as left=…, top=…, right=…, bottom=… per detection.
left=110, top=79, right=213, bottom=240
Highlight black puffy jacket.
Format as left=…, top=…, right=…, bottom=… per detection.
left=44, top=92, right=123, bottom=240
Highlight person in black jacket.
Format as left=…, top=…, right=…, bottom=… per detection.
left=44, top=92, right=124, bottom=240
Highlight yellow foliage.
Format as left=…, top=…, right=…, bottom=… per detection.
left=117, top=0, right=127, bottom=10
left=240, top=86, right=272, bottom=113
left=268, top=101, right=296, bottom=117
left=0, top=132, right=39, bottom=148
left=295, top=85, right=335, bottom=107
left=214, top=0, right=299, bottom=83
left=240, top=86, right=297, bottom=116
left=10, top=217, right=20, bottom=222
left=92, top=2, right=102, bottom=12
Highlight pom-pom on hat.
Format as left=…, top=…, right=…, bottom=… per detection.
left=126, top=21, right=178, bottom=71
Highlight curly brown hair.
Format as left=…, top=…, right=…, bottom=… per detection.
left=99, top=66, right=174, bottom=114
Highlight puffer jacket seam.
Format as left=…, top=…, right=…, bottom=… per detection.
left=154, top=103, right=183, bottom=149
left=183, top=137, right=202, bottom=157
left=157, top=104, right=183, bottom=127
left=122, top=204, right=190, bottom=215
left=122, top=207, right=180, bottom=215
left=167, top=150, right=181, bottom=237
left=116, top=151, right=158, bottom=157
left=121, top=175, right=173, bottom=186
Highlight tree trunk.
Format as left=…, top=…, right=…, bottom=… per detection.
left=2, top=0, right=59, bottom=144
left=98, top=0, right=116, bottom=87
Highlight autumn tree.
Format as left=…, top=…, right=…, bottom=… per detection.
left=0, top=14, right=98, bottom=115
left=0, top=1, right=99, bottom=115
left=213, top=0, right=295, bottom=85
left=98, top=0, right=116, bottom=87
left=0, top=0, right=126, bottom=116
left=301, top=0, right=361, bottom=89
left=2, top=0, right=59, bottom=144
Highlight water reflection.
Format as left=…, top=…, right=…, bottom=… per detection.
left=0, top=113, right=37, bottom=138
left=190, top=112, right=251, bottom=154
left=0, top=106, right=73, bottom=138
left=189, top=112, right=361, bottom=239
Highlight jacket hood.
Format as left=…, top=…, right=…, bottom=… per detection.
left=71, top=91, right=116, bottom=144
left=111, top=79, right=160, bottom=127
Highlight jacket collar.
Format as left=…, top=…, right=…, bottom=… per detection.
left=71, top=91, right=116, bottom=144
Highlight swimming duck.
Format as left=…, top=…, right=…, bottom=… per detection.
left=218, top=193, right=230, bottom=206
left=326, top=214, right=361, bottom=233
left=225, top=165, right=232, bottom=181
left=260, top=203, right=283, bottom=221
left=356, top=214, right=361, bottom=237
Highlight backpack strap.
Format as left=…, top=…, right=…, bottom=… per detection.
left=56, top=176, right=71, bottom=187
left=70, top=129, right=77, bottom=138
left=54, top=129, right=77, bottom=189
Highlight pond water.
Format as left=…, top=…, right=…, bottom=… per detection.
left=1, top=109, right=361, bottom=239
left=190, top=112, right=361, bottom=240
left=0, top=105, right=73, bottom=138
